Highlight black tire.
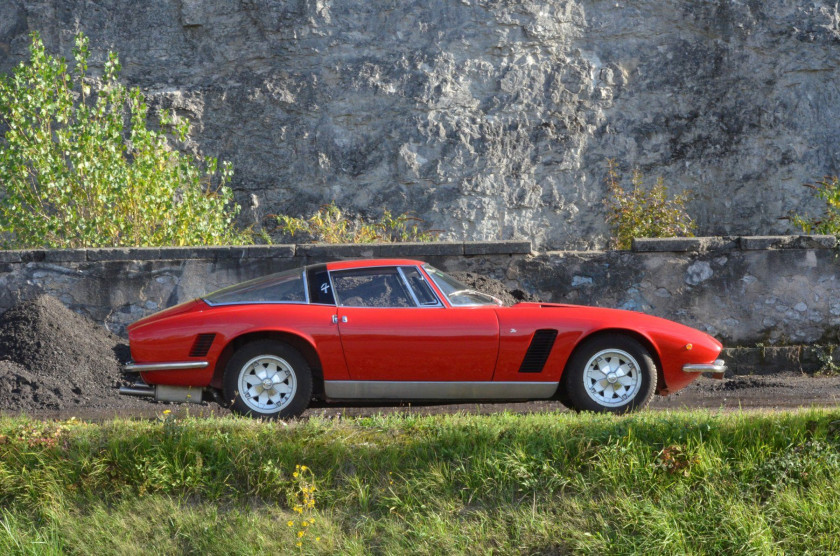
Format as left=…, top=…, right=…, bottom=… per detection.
left=555, top=381, right=575, bottom=410
left=561, top=334, right=657, bottom=414
left=223, top=340, right=312, bottom=419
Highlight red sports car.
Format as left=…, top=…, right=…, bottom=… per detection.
left=121, top=258, right=725, bottom=417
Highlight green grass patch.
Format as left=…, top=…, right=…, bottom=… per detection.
left=1, top=409, right=840, bottom=554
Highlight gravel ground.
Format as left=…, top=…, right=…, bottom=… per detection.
left=2, top=286, right=840, bottom=421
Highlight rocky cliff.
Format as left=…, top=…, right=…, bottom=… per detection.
left=2, top=1, right=839, bottom=249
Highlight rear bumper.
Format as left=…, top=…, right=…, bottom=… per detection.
left=123, top=361, right=208, bottom=373
left=682, top=359, right=727, bottom=374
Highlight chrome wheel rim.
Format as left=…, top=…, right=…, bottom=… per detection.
left=582, top=349, right=641, bottom=407
left=238, top=355, right=297, bottom=414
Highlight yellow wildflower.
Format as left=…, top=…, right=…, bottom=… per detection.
left=287, top=520, right=294, bottom=527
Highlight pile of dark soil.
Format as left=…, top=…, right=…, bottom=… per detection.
left=0, top=295, right=145, bottom=411
left=450, top=272, right=540, bottom=306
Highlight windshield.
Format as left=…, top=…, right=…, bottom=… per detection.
left=203, top=268, right=306, bottom=305
left=423, top=265, right=502, bottom=307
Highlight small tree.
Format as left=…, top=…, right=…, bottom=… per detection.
left=604, top=160, right=695, bottom=249
left=0, top=32, right=250, bottom=248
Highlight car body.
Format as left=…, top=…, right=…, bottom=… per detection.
left=121, top=259, right=726, bottom=417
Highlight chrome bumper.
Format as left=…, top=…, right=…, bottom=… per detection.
left=123, top=361, right=209, bottom=373
left=682, top=359, right=727, bottom=374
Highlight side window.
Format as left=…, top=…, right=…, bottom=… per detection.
left=401, top=267, right=440, bottom=306
left=331, top=268, right=415, bottom=308
left=307, top=266, right=336, bottom=305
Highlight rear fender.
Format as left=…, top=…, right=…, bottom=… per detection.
left=211, top=330, right=324, bottom=398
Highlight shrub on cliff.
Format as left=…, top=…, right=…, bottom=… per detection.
left=0, top=32, right=250, bottom=248
left=276, top=201, right=439, bottom=243
left=605, top=160, right=695, bottom=249
left=791, top=176, right=840, bottom=235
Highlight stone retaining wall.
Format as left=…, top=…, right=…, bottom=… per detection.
left=1, top=237, right=838, bottom=374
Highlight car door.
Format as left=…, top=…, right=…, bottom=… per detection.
left=332, top=266, right=499, bottom=382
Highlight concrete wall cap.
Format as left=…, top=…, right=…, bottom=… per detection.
left=44, top=249, right=87, bottom=263
left=375, top=242, right=464, bottom=257
left=0, top=251, right=23, bottom=263
left=632, top=237, right=702, bottom=252
left=738, top=235, right=837, bottom=250
left=464, top=240, right=532, bottom=255
left=739, top=236, right=793, bottom=250
left=1, top=237, right=836, bottom=263
left=243, top=245, right=295, bottom=259
left=296, top=243, right=379, bottom=259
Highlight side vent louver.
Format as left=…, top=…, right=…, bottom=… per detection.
left=518, top=329, right=558, bottom=373
left=189, top=333, right=216, bottom=357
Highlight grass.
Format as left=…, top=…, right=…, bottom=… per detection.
left=1, top=409, right=840, bottom=554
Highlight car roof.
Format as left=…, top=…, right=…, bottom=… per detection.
left=323, top=258, right=426, bottom=271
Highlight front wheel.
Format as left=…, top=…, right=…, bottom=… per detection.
left=561, top=334, right=657, bottom=414
left=223, top=340, right=312, bottom=419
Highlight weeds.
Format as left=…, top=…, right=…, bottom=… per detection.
left=276, top=201, right=440, bottom=244
left=654, top=444, right=699, bottom=476
left=816, top=345, right=840, bottom=376
left=791, top=176, right=840, bottom=235
left=604, top=159, right=695, bottom=249
left=286, top=464, right=320, bottom=549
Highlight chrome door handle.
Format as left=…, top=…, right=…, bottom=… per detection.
left=342, top=316, right=348, bottom=323
left=332, top=315, right=348, bottom=324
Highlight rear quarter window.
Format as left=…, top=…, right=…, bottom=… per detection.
left=204, top=270, right=306, bottom=305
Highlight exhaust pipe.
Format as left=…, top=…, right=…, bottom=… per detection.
left=119, top=384, right=205, bottom=404
left=120, top=384, right=155, bottom=397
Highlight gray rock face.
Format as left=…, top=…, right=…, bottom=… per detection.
left=2, top=1, right=840, bottom=249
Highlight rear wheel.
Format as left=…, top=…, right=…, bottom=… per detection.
left=555, top=381, right=574, bottom=410
left=223, top=340, right=312, bottom=419
left=562, top=334, right=656, bottom=414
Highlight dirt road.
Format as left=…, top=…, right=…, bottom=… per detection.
left=6, top=373, right=840, bottom=421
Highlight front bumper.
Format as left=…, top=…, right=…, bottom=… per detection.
left=682, top=359, right=727, bottom=374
